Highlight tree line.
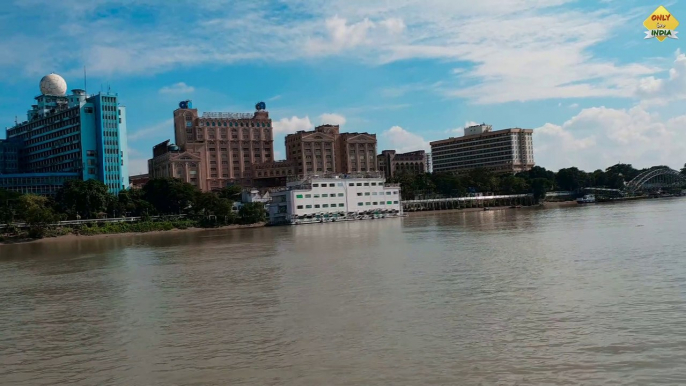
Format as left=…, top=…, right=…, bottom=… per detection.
left=0, top=178, right=266, bottom=238
left=389, top=163, right=686, bottom=201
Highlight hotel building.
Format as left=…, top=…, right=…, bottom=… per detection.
left=268, top=173, right=402, bottom=225
left=285, top=124, right=378, bottom=176
left=430, top=124, right=534, bottom=174
left=0, top=73, right=129, bottom=195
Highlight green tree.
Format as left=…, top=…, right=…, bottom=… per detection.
left=117, top=189, right=154, bottom=217
left=142, top=178, right=199, bottom=214
left=499, top=175, right=529, bottom=195
left=531, top=178, right=551, bottom=202
left=555, top=167, right=588, bottom=191
left=195, top=191, right=235, bottom=223
left=238, top=202, right=266, bottom=224
left=681, top=163, right=686, bottom=176
left=431, top=173, right=465, bottom=197
left=466, top=168, right=498, bottom=193
left=18, top=194, right=58, bottom=238
left=0, top=188, right=20, bottom=225
left=591, top=169, right=607, bottom=187
left=606, top=163, right=640, bottom=181
left=218, top=185, right=243, bottom=201
left=55, top=179, right=111, bottom=219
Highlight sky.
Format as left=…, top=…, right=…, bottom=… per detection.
left=1, top=0, right=685, bottom=175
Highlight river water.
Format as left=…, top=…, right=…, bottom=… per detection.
left=1, top=199, right=686, bottom=385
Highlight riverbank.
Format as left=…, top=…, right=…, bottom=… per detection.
left=0, top=222, right=266, bottom=245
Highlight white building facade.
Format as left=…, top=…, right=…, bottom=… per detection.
left=269, top=174, right=402, bottom=225
left=430, top=124, right=534, bottom=175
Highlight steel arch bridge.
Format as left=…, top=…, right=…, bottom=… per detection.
left=625, top=168, right=686, bottom=193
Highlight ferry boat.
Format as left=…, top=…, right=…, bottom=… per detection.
left=576, top=194, right=596, bottom=204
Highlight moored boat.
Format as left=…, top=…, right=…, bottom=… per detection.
left=576, top=194, right=596, bottom=204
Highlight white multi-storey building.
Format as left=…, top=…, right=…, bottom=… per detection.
left=430, top=124, right=534, bottom=175
left=268, top=174, right=403, bottom=225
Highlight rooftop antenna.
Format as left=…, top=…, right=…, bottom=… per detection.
left=83, top=66, right=88, bottom=96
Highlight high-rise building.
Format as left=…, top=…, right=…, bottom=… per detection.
left=285, top=124, right=378, bottom=177
left=377, top=150, right=426, bottom=179
left=148, top=101, right=274, bottom=191
left=0, top=74, right=129, bottom=195
left=430, top=124, right=534, bottom=174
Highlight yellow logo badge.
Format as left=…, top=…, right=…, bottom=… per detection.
left=644, top=6, right=679, bottom=42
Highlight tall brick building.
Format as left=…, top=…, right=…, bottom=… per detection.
left=149, top=101, right=274, bottom=191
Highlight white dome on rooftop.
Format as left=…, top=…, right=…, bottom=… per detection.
left=39, top=73, right=67, bottom=96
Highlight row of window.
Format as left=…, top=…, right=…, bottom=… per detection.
left=199, top=121, right=271, bottom=128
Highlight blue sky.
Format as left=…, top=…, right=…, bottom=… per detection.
left=1, top=0, right=685, bottom=174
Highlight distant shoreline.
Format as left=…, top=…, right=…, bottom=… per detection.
left=0, top=222, right=266, bottom=246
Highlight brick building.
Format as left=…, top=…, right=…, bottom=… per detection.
left=285, top=124, right=378, bottom=177
left=378, top=150, right=427, bottom=179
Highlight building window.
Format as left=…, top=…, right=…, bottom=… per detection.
left=313, top=183, right=319, bottom=187
left=306, top=205, right=312, bottom=209
left=387, top=201, right=392, bottom=205
left=338, top=193, right=344, bottom=197
left=365, top=202, right=371, bottom=206
left=305, top=194, right=311, bottom=198
left=322, top=194, right=328, bottom=197
left=365, top=192, right=370, bottom=196
left=394, top=201, right=399, bottom=204
left=296, top=194, right=303, bottom=199
left=373, top=202, right=378, bottom=205
left=314, top=204, right=320, bottom=209
left=349, top=183, right=354, bottom=186
left=314, top=194, right=320, bottom=198
left=364, top=183, right=369, bottom=186
left=339, top=203, right=345, bottom=207
left=297, top=205, right=303, bottom=209
left=323, top=204, right=329, bottom=208
left=357, top=193, right=362, bottom=196
left=386, top=192, right=391, bottom=195
left=358, top=202, right=363, bottom=206
left=329, top=183, right=335, bottom=187
left=356, top=183, right=362, bottom=186
left=371, top=182, right=376, bottom=186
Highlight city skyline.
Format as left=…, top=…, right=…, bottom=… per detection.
left=0, top=0, right=684, bottom=175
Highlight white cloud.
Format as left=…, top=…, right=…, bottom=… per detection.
left=534, top=106, right=686, bottom=171
left=380, top=126, right=430, bottom=153
left=319, top=113, right=346, bottom=126
left=0, top=1, right=667, bottom=105
left=158, top=82, right=195, bottom=95
left=127, top=119, right=173, bottom=141
left=305, top=15, right=404, bottom=55
left=272, top=115, right=313, bottom=135
left=569, top=103, right=579, bottom=108
left=267, top=95, right=281, bottom=101
left=636, top=51, right=686, bottom=104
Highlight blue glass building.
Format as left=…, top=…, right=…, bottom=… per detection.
left=0, top=74, right=129, bottom=195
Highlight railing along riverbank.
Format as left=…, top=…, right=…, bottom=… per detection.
left=403, top=194, right=535, bottom=212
